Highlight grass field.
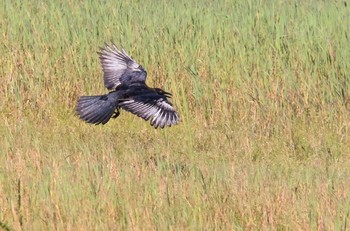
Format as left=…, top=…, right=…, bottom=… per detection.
left=1, top=0, right=350, bottom=230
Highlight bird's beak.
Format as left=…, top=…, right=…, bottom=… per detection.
left=164, top=91, right=172, bottom=97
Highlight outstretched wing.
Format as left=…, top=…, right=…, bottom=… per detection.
left=119, top=94, right=180, bottom=129
left=98, top=44, right=147, bottom=90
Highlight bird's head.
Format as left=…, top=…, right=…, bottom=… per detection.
left=154, top=88, right=172, bottom=97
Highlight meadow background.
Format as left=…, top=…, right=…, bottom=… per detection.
left=1, top=0, right=350, bottom=230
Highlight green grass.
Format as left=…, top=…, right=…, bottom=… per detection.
left=1, top=0, right=350, bottom=230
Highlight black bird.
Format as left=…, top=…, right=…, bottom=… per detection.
left=76, top=44, right=180, bottom=129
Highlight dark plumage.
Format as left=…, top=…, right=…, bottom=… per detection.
left=76, top=44, right=180, bottom=129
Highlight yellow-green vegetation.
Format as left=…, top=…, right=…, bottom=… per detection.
left=1, top=0, right=350, bottom=230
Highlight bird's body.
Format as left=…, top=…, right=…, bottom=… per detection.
left=76, top=44, right=180, bottom=128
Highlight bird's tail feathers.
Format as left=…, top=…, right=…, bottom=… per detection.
left=76, top=94, right=117, bottom=125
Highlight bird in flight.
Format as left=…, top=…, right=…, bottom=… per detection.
left=76, top=43, right=180, bottom=129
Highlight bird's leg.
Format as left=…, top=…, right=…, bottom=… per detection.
left=112, top=108, right=120, bottom=119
